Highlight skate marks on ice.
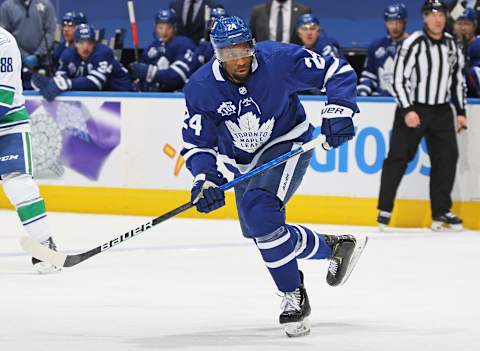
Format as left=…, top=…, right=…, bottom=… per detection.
left=127, top=321, right=462, bottom=350
left=127, top=322, right=356, bottom=349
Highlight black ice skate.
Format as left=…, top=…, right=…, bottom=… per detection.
left=325, top=235, right=368, bottom=287
left=431, top=212, right=463, bottom=232
left=279, top=270, right=311, bottom=337
left=32, top=237, right=61, bottom=274
left=377, top=211, right=391, bottom=231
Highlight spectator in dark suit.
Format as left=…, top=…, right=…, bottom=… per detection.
left=170, top=0, right=223, bottom=44
left=249, top=0, right=311, bottom=45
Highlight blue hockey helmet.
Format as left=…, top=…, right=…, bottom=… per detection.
left=457, top=8, right=477, bottom=23
left=63, top=11, right=88, bottom=25
left=210, top=16, right=253, bottom=49
left=155, top=8, right=177, bottom=25
left=296, top=14, right=320, bottom=30
left=210, top=7, right=227, bottom=20
left=74, top=24, right=95, bottom=41
left=384, top=3, right=408, bottom=21
left=210, top=16, right=255, bottom=62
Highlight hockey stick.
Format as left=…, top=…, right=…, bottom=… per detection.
left=20, top=137, right=330, bottom=268
left=127, top=0, right=140, bottom=61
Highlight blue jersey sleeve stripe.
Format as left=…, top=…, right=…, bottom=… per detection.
left=170, top=65, right=188, bottom=82
left=172, top=60, right=190, bottom=72
left=86, top=75, right=103, bottom=90
left=183, top=147, right=217, bottom=161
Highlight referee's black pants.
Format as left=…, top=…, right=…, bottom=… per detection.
left=378, top=103, right=459, bottom=218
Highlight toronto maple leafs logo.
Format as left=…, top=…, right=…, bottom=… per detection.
left=225, top=112, right=275, bottom=153
left=378, top=56, right=395, bottom=95
left=375, top=46, right=386, bottom=59
left=147, top=47, right=158, bottom=58
left=217, top=101, right=236, bottom=116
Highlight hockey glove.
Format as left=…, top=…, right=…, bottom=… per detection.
left=31, top=74, right=71, bottom=102
left=320, top=104, right=355, bottom=148
left=356, top=85, right=370, bottom=96
left=191, top=171, right=228, bottom=213
left=129, top=62, right=158, bottom=83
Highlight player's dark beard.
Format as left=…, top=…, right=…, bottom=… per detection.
left=222, top=62, right=252, bottom=84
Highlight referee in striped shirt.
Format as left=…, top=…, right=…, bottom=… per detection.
left=377, top=0, right=468, bottom=231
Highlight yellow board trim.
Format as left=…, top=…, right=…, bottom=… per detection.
left=0, top=185, right=478, bottom=230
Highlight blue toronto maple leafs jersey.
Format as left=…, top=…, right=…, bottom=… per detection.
left=53, top=41, right=71, bottom=66
left=140, top=35, right=196, bottom=91
left=311, top=36, right=343, bottom=59
left=57, top=43, right=132, bottom=91
left=357, top=36, right=403, bottom=96
left=466, top=36, right=480, bottom=97
left=190, top=39, right=214, bottom=73
left=181, top=40, right=358, bottom=177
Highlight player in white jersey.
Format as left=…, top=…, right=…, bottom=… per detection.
left=0, top=26, right=60, bottom=273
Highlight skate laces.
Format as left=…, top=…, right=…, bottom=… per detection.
left=280, top=290, right=302, bottom=312
left=445, top=212, right=456, bottom=219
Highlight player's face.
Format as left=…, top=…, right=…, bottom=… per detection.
left=298, top=24, right=320, bottom=49
left=385, top=20, right=406, bottom=40
left=63, top=23, right=76, bottom=43
left=455, top=20, right=476, bottom=42
left=222, top=43, right=254, bottom=84
left=156, top=23, right=175, bottom=42
left=424, top=11, right=447, bottom=37
left=75, top=40, right=95, bottom=60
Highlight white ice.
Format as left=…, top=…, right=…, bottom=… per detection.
left=0, top=209, right=479, bottom=351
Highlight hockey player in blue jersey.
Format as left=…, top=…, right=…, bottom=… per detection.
left=181, top=16, right=368, bottom=337
left=189, top=7, right=228, bottom=73
left=357, top=3, right=409, bottom=96
left=31, top=24, right=132, bottom=101
left=129, top=9, right=196, bottom=92
left=53, top=11, right=88, bottom=66
left=296, top=14, right=342, bottom=59
left=455, top=8, right=480, bottom=96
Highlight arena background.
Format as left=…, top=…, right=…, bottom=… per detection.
left=0, top=0, right=477, bottom=229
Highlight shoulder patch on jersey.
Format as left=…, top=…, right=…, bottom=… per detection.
left=217, top=101, right=236, bottom=116
left=375, top=46, right=386, bottom=59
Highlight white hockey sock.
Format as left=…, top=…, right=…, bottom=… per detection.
left=2, top=173, right=51, bottom=243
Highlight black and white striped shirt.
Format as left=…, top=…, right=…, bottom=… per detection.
left=393, top=30, right=467, bottom=115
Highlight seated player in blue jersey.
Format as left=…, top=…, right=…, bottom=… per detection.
left=181, top=16, right=368, bottom=337
left=357, top=3, right=409, bottom=96
left=129, top=9, right=196, bottom=92
left=53, top=11, right=88, bottom=67
left=296, top=14, right=342, bottom=59
left=31, top=24, right=132, bottom=101
left=189, top=7, right=228, bottom=73
left=455, top=8, right=480, bottom=96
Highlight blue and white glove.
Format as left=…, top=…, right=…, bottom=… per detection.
left=320, top=104, right=355, bottom=148
left=129, top=62, right=158, bottom=83
left=356, top=85, right=370, bottom=96
left=191, top=171, right=227, bottom=213
left=31, top=74, right=71, bottom=101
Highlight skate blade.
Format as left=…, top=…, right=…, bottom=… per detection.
left=337, top=236, right=368, bottom=286
left=378, top=223, right=387, bottom=232
left=284, top=318, right=310, bottom=338
left=33, top=262, right=61, bottom=274
left=431, top=221, right=463, bottom=232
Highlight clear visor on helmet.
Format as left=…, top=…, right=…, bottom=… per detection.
left=214, top=40, right=255, bottom=62
left=298, top=23, right=320, bottom=31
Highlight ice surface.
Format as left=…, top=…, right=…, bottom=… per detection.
left=0, top=209, right=479, bottom=351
